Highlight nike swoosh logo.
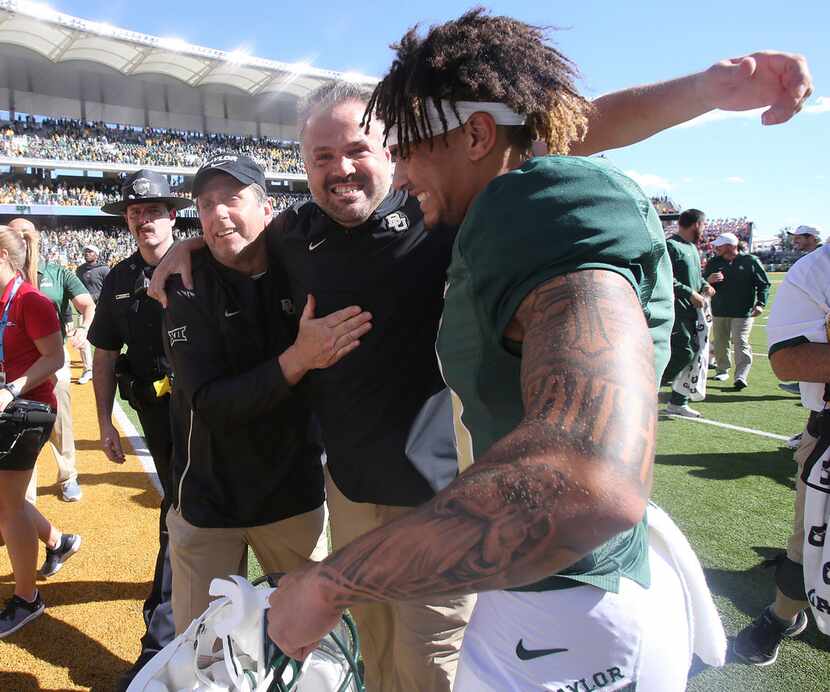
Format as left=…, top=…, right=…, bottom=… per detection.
left=308, top=238, right=327, bottom=252
left=515, top=639, right=569, bottom=661
left=224, top=309, right=240, bottom=318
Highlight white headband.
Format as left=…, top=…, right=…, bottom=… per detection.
left=384, top=100, right=526, bottom=147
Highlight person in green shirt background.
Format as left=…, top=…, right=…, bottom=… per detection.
left=8, top=219, right=96, bottom=503
left=704, top=232, right=771, bottom=389
left=663, top=209, right=715, bottom=417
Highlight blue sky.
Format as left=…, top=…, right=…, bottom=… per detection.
left=47, top=0, right=828, bottom=239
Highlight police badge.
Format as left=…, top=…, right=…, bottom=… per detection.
left=133, top=178, right=153, bottom=197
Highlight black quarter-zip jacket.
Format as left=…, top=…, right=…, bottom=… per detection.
left=267, top=190, right=457, bottom=507
left=163, top=247, right=324, bottom=528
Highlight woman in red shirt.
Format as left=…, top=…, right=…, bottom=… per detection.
left=0, top=225, right=73, bottom=638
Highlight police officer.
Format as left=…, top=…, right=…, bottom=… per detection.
left=89, top=170, right=191, bottom=688
left=162, top=154, right=370, bottom=633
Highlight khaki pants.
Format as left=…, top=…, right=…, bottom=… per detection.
left=166, top=505, right=328, bottom=634
left=325, top=471, right=475, bottom=692
left=712, top=316, right=754, bottom=383
left=24, top=352, right=76, bottom=504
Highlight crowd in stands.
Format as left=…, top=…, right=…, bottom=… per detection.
left=0, top=177, right=309, bottom=212
left=0, top=178, right=120, bottom=206
left=38, top=226, right=201, bottom=268
left=698, top=218, right=752, bottom=256
left=0, top=116, right=305, bottom=174
left=661, top=217, right=754, bottom=267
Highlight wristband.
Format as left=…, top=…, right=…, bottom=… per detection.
left=3, top=382, right=20, bottom=398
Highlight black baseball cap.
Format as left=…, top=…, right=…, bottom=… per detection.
left=191, top=154, right=267, bottom=198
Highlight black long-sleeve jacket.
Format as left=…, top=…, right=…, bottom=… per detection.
left=162, top=247, right=323, bottom=528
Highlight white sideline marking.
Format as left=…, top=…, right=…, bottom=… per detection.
left=112, top=399, right=162, bottom=495
left=752, top=352, right=768, bottom=357
left=665, top=413, right=790, bottom=441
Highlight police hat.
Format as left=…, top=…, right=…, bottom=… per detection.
left=101, top=169, right=194, bottom=215
left=191, top=154, right=267, bottom=198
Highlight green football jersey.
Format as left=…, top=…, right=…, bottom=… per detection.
left=436, top=156, right=673, bottom=592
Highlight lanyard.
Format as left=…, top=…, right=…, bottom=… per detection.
left=0, top=275, right=24, bottom=367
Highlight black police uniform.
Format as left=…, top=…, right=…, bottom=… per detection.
left=162, top=248, right=324, bottom=528
left=88, top=249, right=175, bottom=662
left=266, top=190, right=457, bottom=507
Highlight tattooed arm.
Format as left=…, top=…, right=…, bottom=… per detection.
left=267, top=269, right=657, bottom=658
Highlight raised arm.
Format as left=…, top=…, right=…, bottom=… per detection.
left=573, top=51, right=813, bottom=156
left=267, top=269, right=657, bottom=659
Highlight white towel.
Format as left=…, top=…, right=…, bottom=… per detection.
left=647, top=503, right=727, bottom=668
left=672, top=304, right=712, bottom=403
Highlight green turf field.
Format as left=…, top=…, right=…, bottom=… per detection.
left=125, top=273, right=829, bottom=690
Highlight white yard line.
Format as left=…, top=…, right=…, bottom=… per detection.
left=112, top=399, right=162, bottom=495
left=664, top=414, right=790, bottom=441
left=752, top=352, right=768, bottom=357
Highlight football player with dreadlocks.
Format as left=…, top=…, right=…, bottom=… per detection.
left=266, top=11, right=731, bottom=691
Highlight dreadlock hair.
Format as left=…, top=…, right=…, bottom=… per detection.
left=364, top=7, right=592, bottom=159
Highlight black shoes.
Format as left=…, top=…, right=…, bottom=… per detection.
left=734, top=379, right=748, bottom=390
left=733, top=606, right=809, bottom=666
left=39, top=533, right=82, bottom=578
left=0, top=592, right=45, bottom=638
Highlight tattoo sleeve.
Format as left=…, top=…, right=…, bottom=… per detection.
left=317, top=270, right=657, bottom=607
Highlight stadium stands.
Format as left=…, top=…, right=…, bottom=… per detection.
left=0, top=178, right=121, bottom=206
left=661, top=216, right=754, bottom=265
left=32, top=189, right=310, bottom=268
left=0, top=116, right=305, bottom=174
left=39, top=225, right=200, bottom=267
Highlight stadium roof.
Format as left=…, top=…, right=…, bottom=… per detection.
left=0, top=1, right=377, bottom=95
left=0, top=1, right=378, bottom=139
